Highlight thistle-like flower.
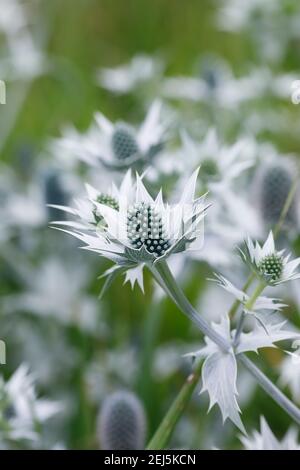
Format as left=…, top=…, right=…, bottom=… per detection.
left=52, top=169, right=207, bottom=292
left=240, top=231, right=300, bottom=285
left=180, top=129, right=254, bottom=188
left=97, top=391, right=147, bottom=450
left=51, top=178, right=122, bottom=232
left=259, top=161, right=297, bottom=230
left=0, top=364, right=61, bottom=445
left=53, top=101, right=167, bottom=172
left=96, top=54, right=163, bottom=94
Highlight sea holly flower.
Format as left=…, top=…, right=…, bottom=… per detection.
left=0, top=364, right=61, bottom=444
left=50, top=175, right=124, bottom=232
left=0, top=0, right=45, bottom=81
left=94, top=100, right=167, bottom=170
left=52, top=169, right=207, bottom=293
left=97, top=390, right=147, bottom=450
left=53, top=101, right=167, bottom=172
left=180, top=129, right=254, bottom=188
left=161, top=59, right=270, bottom=108
left=240, top=417, right=300, bottom=450
left=96, top=54, right=163, bottom=95
left=258, top=160, right=297, bottom=230
left=240, top=231, right=300, bottom=285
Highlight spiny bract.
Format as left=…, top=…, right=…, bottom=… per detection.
left=93, top=193, right=119, bottom=224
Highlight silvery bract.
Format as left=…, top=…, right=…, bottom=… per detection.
left=214, top=274, right=286, bottom=314
left=0, top=364, right=61, bottom=445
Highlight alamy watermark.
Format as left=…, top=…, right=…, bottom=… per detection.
left=0, top=340, right=6, bottom=365
left=0, top=80, right=6, bottom=104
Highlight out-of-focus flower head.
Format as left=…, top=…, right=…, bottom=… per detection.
left=0, top=364, right=61, bottom=446
left=240, top=416, right=300, bottom=450
left=96, top=54, right=164, bottom=95
left=180, top=128, right=255, bottom=190
left=85, top=347, right=138, bottom=403
left=254, top=155, right=299, bottom=233
left=0, top=165, right=47, bottom=243
left=97, top=390, right=147, bottom=450
left=2, top=257, right=102, bottom=333
left=52, top=101, right=168, bottom=172
left=216, top=0, right=300, bottom=63
left=161, top=59, right=270, bottom=108
left=0, top=0, right=46, bottom=80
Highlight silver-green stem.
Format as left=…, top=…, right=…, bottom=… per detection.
left=233, top=310, right=246, bottom=348
left=233, top=282, right=266, bottom=347
left=148, top=260, right=230, bottom=352
left=244, top=282, right=267, bottom=311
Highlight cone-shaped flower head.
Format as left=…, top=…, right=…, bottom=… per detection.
left=97, top=391, right=146, bottom=450
left=260, top=162, right=296, bottom=229
left=111, top=124, right=139, bottom=161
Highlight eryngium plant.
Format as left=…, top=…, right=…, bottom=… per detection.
left=260, top=162, right=297, bottom=230
left=97, top=391, right=146, bottom=450
left=54, top=154, right=300, bottom=447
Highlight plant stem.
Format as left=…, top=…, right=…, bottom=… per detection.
left=244, top=282, right=266, bottom=311
left=233, top=281, right=266, bottom=347
left=273, top=177, right=298, bottom=239
left=233, top=310, right=246, bottom=348
left=228, top=274, right=254, bottom=319
left=146, top=360, right=203, bottom=450
left=149, top=261, right=230, bottom=352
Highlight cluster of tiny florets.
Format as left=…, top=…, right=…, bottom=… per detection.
left=127, top=202, right=170, bottom=257
left=93, top=193, right=119, bottom=224
left=111, top=125, right=139, bottom=160
left=258, top=253, right=284, bottom=281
